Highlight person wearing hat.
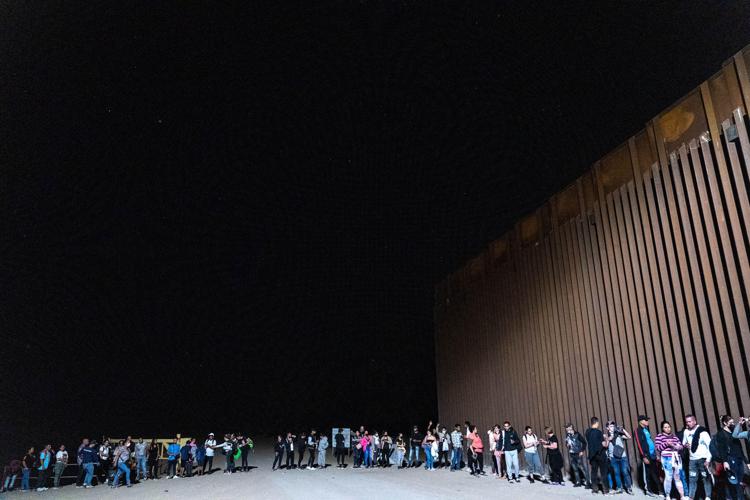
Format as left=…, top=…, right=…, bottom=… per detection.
left=634, top=415, right=661, bottom=497
left=203, top=433, right=216, bottom=474
left=680, top=414, right=712, bottom=500
left=713, top=415, right=747, bottom=500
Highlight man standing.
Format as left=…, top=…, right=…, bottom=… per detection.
left=307, top=430, right=318, bottom=469
left=284, top=433, right=296, bottom=469
left=408, top=425, right=423, bottom=467
left=564, top=423, right=590, bottom=488
left=606, top=421, right=633, bottom=494
left=203, top=433, right=216, bottom=474
left=634, top=415, right=660, bottom=496
left=166, top=438, right=180, bottom=478
left=98, top=439, right=112, bottom=485
left=680, top=414, right=712, bottom=500
left=180, top=439, right=193, bottom=477
left=500, top=421, right=521, bottom=482
left=75, top=438, right=89, bottom=487
left=135, top=438, right=148, bottom=481
left=351, top=430, right=362, bottom=468
left=36, top=444, right=52, bottom=491
left=522, top=426, right=544, bottom=483
left=450, top=424, right=463, bottom=471
left=297, top=432, right=308, bottom=468
left=584, top=417, right=609, bottom=495
left=53, top=444, right=68, bottom=489
left=713, top=415, right=746, bottom=500
left=111, top=439, right=132, bottom=488
left=334, top=429, right=346, bottom=468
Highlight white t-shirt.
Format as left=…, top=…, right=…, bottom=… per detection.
left=523, top=434, right=538, bottom=453
left=205, top=439, right=216, bottom=457
left=56, top=450, right=68, bottom=463
left=682, top=427, right=711, bottom=461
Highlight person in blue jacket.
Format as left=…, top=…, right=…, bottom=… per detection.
left=166, top=438, right=181, bottom=479
left=36, top=444, right=52, bottom=491
left=180, top=440, right=193, bottom=477
left=80, top=441, right=100, bottom=488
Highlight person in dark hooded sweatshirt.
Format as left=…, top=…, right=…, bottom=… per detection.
left=334, top=429, right=346, bottom=468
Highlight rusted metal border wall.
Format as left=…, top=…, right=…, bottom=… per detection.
left=434, top=45, right=750, bottom=463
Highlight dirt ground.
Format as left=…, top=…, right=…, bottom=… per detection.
left=1, top=442, right=653, bottom=499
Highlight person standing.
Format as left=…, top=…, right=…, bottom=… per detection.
left=180, top=439, right=193, bottom=477
left=80, top=441, right=99, bottom=488
left=468, top=425, right=485, bottom=476
left=297, top=432, right=307, bottom=468
left=284, top=433, right=296, bottom=469
left=317, top=434, right=329, bottom=469
left=422, top=430, right=436, bottom=470
left=135, top=438, right=148, bottom=481
left=605, top=421, right=632, bottom=494
left=52, top=444, right=68, bottom=490
left=216, top=435, right=236, bottom=473
left=272, top=436, right=284, bottom=470
left=75, top=438, right=89, bottom=487
left=655, top=420, right=685, bottom=499
left=522, top=426, right=544, bottom=483
left=36, top=444, right=52, bottom=491
left=351, top=430, right=362, bottom=468
left=436, top=426, right=449, bottom=468
left=98, top=439, right=112, bottom=485
left=634, top=415, right=661, bottom=497
left=147, top=439, right=160, bottom=479
left=166, top=437, right=180, bottom=478
left=541, top=427, right=564, bottom=485
left=381, top=431, right=392, bottom=467
left=450, top=424, right=463, bottom=471
left=361, top=431, right=372, bottom=468
left=195, top=439, right=206, bottom=476
left=307, top=430, right=318, bottom=469
left=488, top=426, right=499, bottom=476
left=408, top=425, right=423, bottom=468
left=334, top=429, right=346, bottom=467
left=240, top=436, right=252, bottom=472
left=713, top=415, right=747, bottom=500
left=203, top=433, right=216, bottom=474
left=585, top=417, right=610, bottom=494
left=564, top=423, right=590, bottom=488
left=21, top=447, right=35, bottom=491
left=111, top=439, right=132, bottom=488
left=500, top=421, right=521, bottom=482
left=680, top=414, right=712, bottom=500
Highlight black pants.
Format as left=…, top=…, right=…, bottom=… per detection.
left=76, top=463, right=86, bottom=486
left=353, top=448, right=362, bottom=467
left=167, top=461, right=177, bottom=477
left=272, top=452, right=282, bottom=470
left=589, top=456, right=609, bottom=493
left=297, top=448, right=305, bottom=467
left=336, top=448, right=346, bottom=465
left=285, top=450, right=294, bottom=469
left=307, top=449, right=316, bottom=467
left=241, top=452, right=249, bottom=471
left=37, top=468, right=50, bottom=488
left=202, top=456, right=213, bottom=474
left=438, top=449, right=449, bottom=467
left=642, top=459, right=660, bottom=494
left=148, top=460, right=159, bottom=479
left=569, top=453, right=590, bottom=485
left=100, top=459, right=111, bottom=483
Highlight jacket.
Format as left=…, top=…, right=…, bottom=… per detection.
left=501, top=428, right=521, bottom=452
left=167, top=443, right=181, bottom=461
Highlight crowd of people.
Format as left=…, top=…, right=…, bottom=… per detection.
left=2, top=414, right=748, bottom=498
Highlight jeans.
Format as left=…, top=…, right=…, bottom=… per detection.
left=688, top=459, right=711, bottom=499
left=524, top=451, right=542, bottom=477
left=307, top=448, right=316, bottom=468
left=505, top=450, right=519, bottom=478
left=37, top=467, right=50, bottom=489
left=182, top=460, right=192, bottom=477
left=609, top=456, right=631, bottom=490
left=53, top=461, right=66, bottom=487
left=451, top=448, right=462, bottom=470
left=725, top=456, right=745, bottom=500
left=661, top=455, right=684, bottom=497
left=137, top=456, right=147, bottom=479
left=272, top=452, right=283, bottom=469
left=317, top=450, right=326, bottom=468
left=570, top=453, right=590, bottom=485
left=21, top=469, right=30, bottom=490
left=423, top=445, right=434, bottom=469
left=408, top=446, right=420, bottom=466
left=112, top=461, right=131, bottom=487
left=83, top=463, right=94, bottom=486
left=363, top=448, right=372, bottom=467
left=393, top=449, right=405, bottom=467
left=202, top=455, right=213, bottom=473
left=167, top=460, right=177, bottom=477
left=3, top=473, right=17, bottom=490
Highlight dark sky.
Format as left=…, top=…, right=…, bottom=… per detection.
left=2, top=1, right=750, bottom=458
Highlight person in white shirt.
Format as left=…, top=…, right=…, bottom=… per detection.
left=680, top=414, right=712, bottom=499
left=53, top=445, right=68, bottom=488
left=203, top=433, right=216, bottom=474
left=522, top=426, right=544, bottom=483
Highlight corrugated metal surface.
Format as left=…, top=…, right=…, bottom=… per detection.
left=434, top=43, right=750, bottom=468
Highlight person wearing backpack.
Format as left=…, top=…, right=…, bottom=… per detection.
left=522, top=426, right=545, bottom=483
left=564, top=424, right=590, bottom=488
left=179, top=439, right=193, bottom=477
left=713, top=415, right=747, bottom=500
left=501, top=421, right=521, bottom=482
left=680, top=414, right=712, bottom=500
left=605, top=421, right=632, bottom=494
left=585, top=417, right=610, bottom=495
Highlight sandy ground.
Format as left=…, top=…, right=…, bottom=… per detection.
left=1, top=443, right=652, bottom=499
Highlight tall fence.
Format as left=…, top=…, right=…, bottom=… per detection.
left=434, top=44, right=750, bottom=464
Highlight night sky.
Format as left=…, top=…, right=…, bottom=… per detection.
left=3, top=1, right=750, bottom=460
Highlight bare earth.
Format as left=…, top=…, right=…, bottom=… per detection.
left=1, top=443, right=652, bottom=499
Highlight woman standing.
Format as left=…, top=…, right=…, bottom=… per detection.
left=380, top=431, right=392, bottom=467
left=395, top=433, right=407, bottom=469
left=654, top=421, right=685, bottom=499
left=422, top=430, right=436, bottom=470
left=541, top=427, right=563, bottom=485
left=437, top=426, right=450, bottom=468
left=468, top=426, right=484, bottom=476
left=361, top=432, right=372, bottom=468
left=52, top=445, right=68, bottom=489
left=147, top=439, right=160, bottom=479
